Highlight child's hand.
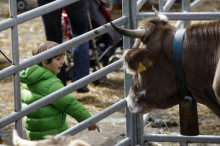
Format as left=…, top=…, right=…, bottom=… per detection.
left=88, top=124, right=101, bottom=132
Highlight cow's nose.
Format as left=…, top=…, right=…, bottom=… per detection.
left=126, top=96, right=143, bottom=114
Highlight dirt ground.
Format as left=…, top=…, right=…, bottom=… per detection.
left=1, top=0, right=220, bottom=146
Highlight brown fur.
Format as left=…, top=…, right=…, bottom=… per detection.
left=123, top=17, right=220, bottom=116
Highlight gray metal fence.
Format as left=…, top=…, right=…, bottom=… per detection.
left=1, top=0, right=220, bottom=145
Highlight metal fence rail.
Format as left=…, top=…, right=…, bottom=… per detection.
left=144, top=134, right=220, bottom=144
left=0, top=17, right=127, bottom=80
left=137, top=12, right=220, bottom=20
left=0, top=0, right=128, bottom=142
left=0, top=0, right=138, bottom=145
left=0, top=0, right=80, bottom=31
left=0, top=59, right=123, bottom=128
left=58, top=99, right=127, bottom=136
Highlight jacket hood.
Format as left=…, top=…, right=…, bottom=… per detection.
left=20, top=65, right=56, bottom=84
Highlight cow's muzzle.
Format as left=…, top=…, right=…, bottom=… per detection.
left=126, top=96, right=143, bottom=114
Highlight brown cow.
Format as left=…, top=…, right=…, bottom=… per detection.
left=110, top=10, right=220, bottom=116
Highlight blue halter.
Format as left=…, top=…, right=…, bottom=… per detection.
left=172, top=29, right=190, bottom=97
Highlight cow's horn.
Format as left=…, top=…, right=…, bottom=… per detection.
left=110, top=21, right=145, bottom=38
left=152, top=6, right=169, bottom=22
left=152, top=6, right=160, bottom=16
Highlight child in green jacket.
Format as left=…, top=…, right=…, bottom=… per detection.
left=20, top=41, right=100, bottom=140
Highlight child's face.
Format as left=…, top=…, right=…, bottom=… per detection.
left=43, top=56, right=64, bottom=74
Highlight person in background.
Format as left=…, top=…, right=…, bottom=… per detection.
left=20, top=41, right=100, bottom=140
left=37, top=0, right=90, bottom=92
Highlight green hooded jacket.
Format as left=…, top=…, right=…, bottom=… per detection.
left=20, top=65, right=91, bottom=140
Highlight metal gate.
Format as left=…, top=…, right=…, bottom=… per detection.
left=1, top=0, right=220, bottom=145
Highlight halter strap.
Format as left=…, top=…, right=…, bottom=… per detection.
left=172, top=29, right=190, bottom=97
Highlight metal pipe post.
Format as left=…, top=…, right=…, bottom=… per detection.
left=182, top=0, right=191, bottom=27
left=9, top=0, right=23, bottom=137
left=123, top=0, right=144, bottom=145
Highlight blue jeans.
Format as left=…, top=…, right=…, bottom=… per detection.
left=37, top=0, right=89, bottom=85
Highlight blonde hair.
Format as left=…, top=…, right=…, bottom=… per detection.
left=32, top=41, right=65, bottom=66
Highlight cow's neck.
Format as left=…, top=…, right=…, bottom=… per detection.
left=162, top=29, right=176, bottom=62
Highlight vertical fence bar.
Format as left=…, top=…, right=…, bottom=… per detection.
left=175, top=0, right=204, bottom=28
left=123, top=1, right=132, bottom=145
left=123, top=0, right=144, bottom=145
left=190, top=0, right=205, bottom=9
left=9, top=0, right=23, bottom=137
left=136, top=0, right=147, bottom=12
left=182, top=0, right=191, bottom=27
left=159, top=0, right=164, bottom=12
left=131, top=1, right=143, bottom=145
left=163, top=0, right=175, bottom=12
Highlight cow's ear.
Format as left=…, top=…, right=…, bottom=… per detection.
left=124, top=48, right=152, bottom=74
left=135, top=49, right=154, bottom=74
left=139, top=56, right=154, bottom=73
left=145, top=23, right=155, bottom=36
left=139, top=23, right=155, bottom=42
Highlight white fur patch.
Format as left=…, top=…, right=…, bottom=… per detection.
left=126, top=67, right=137, bottom=75
left=158, top=14, right=169, bottom=22
left=123, top=49, right=137, bottom=75
left=126, top=96, right=143, bottom=114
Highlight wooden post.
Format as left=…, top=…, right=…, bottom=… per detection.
left=179, top=96, right=199, bottom=136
